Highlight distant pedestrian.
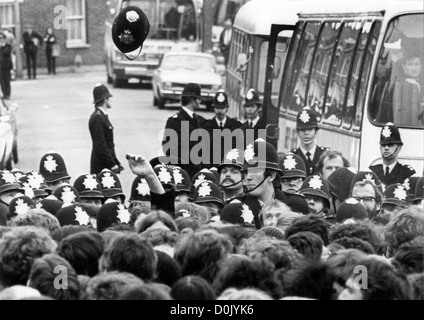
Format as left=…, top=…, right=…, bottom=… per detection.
left=22, top=25, right=43, bottom=79
left=89, top=83, right=123, bottom=175
left=43, top=27, right=57, bottom=75
left=0, top=32, right=13, bottom=99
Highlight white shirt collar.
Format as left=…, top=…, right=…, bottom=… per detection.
left=182, top=106, right=194, bottom=118
left=248, top=116, right=260, bottom=127
left=216, top=117, right=227, bottom=126
left=300, top=145, right=316, bottom=157
left=386, top=162, right=397, bottom=173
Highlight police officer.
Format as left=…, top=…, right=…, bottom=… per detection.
left=89, top=83, right=123, bottom=175
left=202, top=90, right=242, bottom=168
left=369, top=122, right=416, bottom=186
left=0, top=32, right=13, bottom=99
left=162, top=83, right=206, bottom=179
left=239, top=88, right=267, bottom=148
left=291, top=107, right=329, bottom=176
left=218, top=148, right=245, bottom=202
left=229, top=139, right=308, bottom=229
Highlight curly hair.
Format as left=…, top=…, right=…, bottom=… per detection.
left=99, top=233, right=158, bottom=282
left=8, top=208, right=61, bottom=236
left=287, top=231, right=324, bottom=262
left=213, top=254, right=283, bottom=299
left=0, top=226, right=57, bottom=287
left=329, top=221, right=385, bottom=254
left=28, top=253, right=81, bottom=300
left=86, top=271, right=144, bottom=300
left=134, top=210, right=178, bottom=233
left=174, top=229, right=233, bottom=283
left=284, top=214, right=331, bottom=245
left=384, top=206, right=424, bottom=257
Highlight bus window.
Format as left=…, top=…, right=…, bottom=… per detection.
left=324, top=21, right=361, bottom=127
left=307, top=21, right=341, bottom=118
left=371, top=13, right=424, bottom=128
left=258, top=37, right=289, bottom=107
left=346, top=20, right=374, bottom=131
left=287, top=22, right=320, bottom=115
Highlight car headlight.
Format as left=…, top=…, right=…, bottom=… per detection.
left=163, top=82, right=172, bottom=90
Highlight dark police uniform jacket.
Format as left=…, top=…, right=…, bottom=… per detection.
left=238, top=116, right=268, bottom=149
left=162, top=108, right=206, bottom=179
left=202, top=116, right=242, bottom=168
left=89, top=108, right=121, bottom=175
left=228, top=188, right=309, bottom=229
left=369, top=162, right=416, bottom=186
left=0, top=43, right=13, bottom=71
left=291, top=146, right=329, bottom=177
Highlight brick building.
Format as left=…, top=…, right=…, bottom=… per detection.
left=0, top=0, right=107, bottom=78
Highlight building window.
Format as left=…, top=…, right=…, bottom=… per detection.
left=65, top=0, right=87, bottom=48
left=0, top=3, right=15, bottom=32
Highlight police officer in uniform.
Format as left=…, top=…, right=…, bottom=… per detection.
left=239, top=88, right=267, bottom=148
left=229, top=139, right=309, bottom=229
left=0, top=32, right=13, bottom=99
left=369, top=122, right=416, bottom=186
left=291, top=107, right=329, bottom=176
left=162, top=83, right=206, bottom=179
left=202, top=90, right=242, bottom=168
left=89, top=84, right=123, bottom=175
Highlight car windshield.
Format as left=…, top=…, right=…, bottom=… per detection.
left=162, top=55, right=215, bottom=71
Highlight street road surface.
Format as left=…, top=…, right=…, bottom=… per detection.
left=10, top=65, right=213, bottom=201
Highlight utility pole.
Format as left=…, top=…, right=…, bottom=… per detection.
left=14, top=0, right=23, bottom=79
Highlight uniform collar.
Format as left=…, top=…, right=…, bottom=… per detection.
left=386, top=162, right=397, bottom=174
left=182, top=106, right=194, bottom=118
left=216, top=117, right=227, bottom=126
left=300, top=145, right=316, bottom=157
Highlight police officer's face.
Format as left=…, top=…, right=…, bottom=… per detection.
left=244, top=168, right=270, bottom=197
left=281, top=177, right=303, bottom=193
left=215, top=106, right=228, bottom=120
left=305, top=195, right=325, bottom=214
left=174, top=192, right=189, bottom=207
left=105, top=98, right=112, bottom=109
left=245, top=104, right=260, bottom=120
left=81, top=198, right=103, bottom=209
left=220, top=166, right=242, bottom=190
left=298, top=128, right=317, bottom=146
left=380, top=143, right=400, bottom=161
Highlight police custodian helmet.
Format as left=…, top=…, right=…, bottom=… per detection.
left=112, top=6, right=150, bottom=59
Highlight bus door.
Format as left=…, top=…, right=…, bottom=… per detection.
left=263, top=24, right=296, bottom=149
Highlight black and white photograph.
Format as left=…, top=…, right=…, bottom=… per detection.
left=0, top=0, right=422, bottom=304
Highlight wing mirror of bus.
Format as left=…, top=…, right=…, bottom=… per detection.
left=266, top=124, right=280, bottom=139
left=237, top=53, right=249, bottom=72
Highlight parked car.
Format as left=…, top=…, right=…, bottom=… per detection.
left=152, top=51, right=223, bottom=110
left=0, top=96, right=18, bottom=170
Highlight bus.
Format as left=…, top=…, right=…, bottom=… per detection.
left=262, top=0, right=424, bottom=174
left=105, top=0, right=202, bottom=87
left=225, top=0, right=303, bottom=121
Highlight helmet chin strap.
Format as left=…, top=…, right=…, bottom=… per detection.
left=243, top=175, right=268, bottom=195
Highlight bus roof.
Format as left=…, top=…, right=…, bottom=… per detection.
left=298, top=0, right=423, bottom=17
left=234, top=0, right=304, bottom=35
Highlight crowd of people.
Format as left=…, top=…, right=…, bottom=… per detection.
left=0, top=81, right=423, bottom=300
